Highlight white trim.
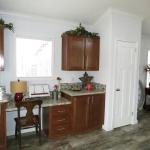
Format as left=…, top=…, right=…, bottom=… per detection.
left=102, top=124, right=113, bottom=131
left=0, top=10, right=80, bottom=26
left=111, top=8, right=143, bottom=22
left=112, top=40, right=139, bottom=128
left=92, top=7, right=143, bottom=26
left=131, top=119, right=138, bottom=125
left=15, top=36, right=55, bottom=79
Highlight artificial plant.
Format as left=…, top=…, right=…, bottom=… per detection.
left=63, top=23, right=99, bottom=37
left=0, top=18, right=14, bottom=32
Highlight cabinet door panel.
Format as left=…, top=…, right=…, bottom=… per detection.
left=68, top=36, right=85, bottom=70
left=72, top=96, right=89, bottom=133
left=0, top=27, right=4, bottom=71
left=88, top=94, right=105, bottom=129
left=85, top=37, right=99, bottom=70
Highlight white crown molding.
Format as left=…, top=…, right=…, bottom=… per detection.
left=92, top=7, right=113, bottom=26
left=0, top=10, right=82, bottom=26
left=92, top=7, right=143, bottom=26
left=111, top=8, right=144, bottom=21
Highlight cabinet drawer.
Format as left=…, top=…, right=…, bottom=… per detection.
left=51, top=115, right=70, bottom=126
left=51, top=124, right=70, bottom=137
left=50, top=105, right=70, bottom=116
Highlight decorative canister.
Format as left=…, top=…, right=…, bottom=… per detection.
left=52, top=90, right=58, bottom=100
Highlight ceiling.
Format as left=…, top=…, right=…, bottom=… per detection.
left=0, top=0, right=150, bottom=34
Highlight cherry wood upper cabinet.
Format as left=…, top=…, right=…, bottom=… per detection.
left=85, top=37, right=99, bottom=71
left=0, top=26, right=4, bottom=71
left=62, top=34, right=100, bottom=71
left=62, top=35, right=85, bottom=70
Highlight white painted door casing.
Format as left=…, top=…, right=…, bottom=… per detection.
left=114, top=41, right=137, bottom=128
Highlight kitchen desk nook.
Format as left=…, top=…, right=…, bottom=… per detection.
left=0, top=97, right=71, bottom=149
left=0, top=87, right=105, bottom=149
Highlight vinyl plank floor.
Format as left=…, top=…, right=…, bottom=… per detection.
left=7, top=110, right=150, bottom=150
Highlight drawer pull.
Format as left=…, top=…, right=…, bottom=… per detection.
left=57, top=119, right=66, bottom=122
left=57, top=127, right=65, bottom=131
left=58, top=110, right=65, bottom=113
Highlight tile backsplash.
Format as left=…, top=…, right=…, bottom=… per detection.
left=60, top=82, right=106, bottom=90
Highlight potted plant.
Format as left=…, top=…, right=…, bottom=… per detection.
left=0, top=18, right=14, bottom=32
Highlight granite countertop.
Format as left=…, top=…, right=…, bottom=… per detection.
left=0, top=99, right=8, bottom=103
left=61, top=89, right=105, bottom=96
left=6, top=97, right=71, bottom=112
left=0, top=96, right=9, bottom=103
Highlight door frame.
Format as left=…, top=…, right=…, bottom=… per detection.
left=112, top=40, right=139, bottom=128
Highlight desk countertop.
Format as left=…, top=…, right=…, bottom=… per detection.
left=6, top=97, right=71, bottom=112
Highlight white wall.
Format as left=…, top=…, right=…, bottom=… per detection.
left=91, top=10, right=112, bottom=84
left=0, top=13, right=93, bottom=93
left=0, top=9, right=143, bottom=135
left=91, top=9, right=142, bottom=131
left=0, top=12, right=94, bottom=136
left=91, top=9, right=114, bottom=131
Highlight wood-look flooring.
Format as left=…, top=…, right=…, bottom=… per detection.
left=7, top=110, right=150, bottom=150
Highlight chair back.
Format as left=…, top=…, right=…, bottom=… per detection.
left=15, top=99, right=42, bottom=125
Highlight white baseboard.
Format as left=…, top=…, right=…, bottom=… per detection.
left=102, top=124, right=114, bottom=131
left=131, top=119, right=138, bottom=125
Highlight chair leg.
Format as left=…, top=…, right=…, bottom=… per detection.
left=15, top=124, right=17, bottom=139
left=39, top=124, right=41, bottom=145
left=18, top=126, right=22, bottom=150
left=36, top=125, right=38, bottom=135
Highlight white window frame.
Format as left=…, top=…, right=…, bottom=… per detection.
left=15, top=36, right=54, bottom=78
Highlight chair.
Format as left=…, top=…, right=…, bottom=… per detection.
left=14, top=99, right=42, bottom=149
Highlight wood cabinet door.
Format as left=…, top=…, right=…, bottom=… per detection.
left=62, top=35, right=85, bottom=70
left=72, top=96, right=89, bottom=133
left=88, top=94, right=105, bottom=129
left=85, top=37, right=99, bottom=71
left=0, top=103, right=6, bottom=150
left=0, top=27, right=4, bottom=71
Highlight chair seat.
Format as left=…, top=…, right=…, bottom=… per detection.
left=15, top=115, right=39, bottom=127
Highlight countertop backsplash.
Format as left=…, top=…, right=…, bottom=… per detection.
left=60, top=82, right=106, bottom=91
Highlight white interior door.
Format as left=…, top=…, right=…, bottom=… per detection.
left=114, top=41, right=137, bottom=128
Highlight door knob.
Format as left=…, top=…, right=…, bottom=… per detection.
left=116, top=88, right=120, bottom=91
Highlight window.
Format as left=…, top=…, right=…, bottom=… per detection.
left=16, top=37, right=53, bottom=77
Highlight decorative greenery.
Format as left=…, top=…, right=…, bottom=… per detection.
left=63, top=23, right=99, bottom=37
left=0, top=18, right=14, bottom=32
